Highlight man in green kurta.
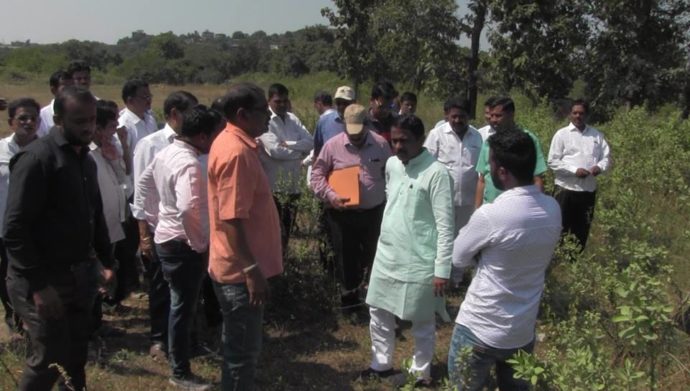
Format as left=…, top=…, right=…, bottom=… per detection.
left=474, top=96, right=547, bottom=206
left=362, top=114, right=455, bottom=387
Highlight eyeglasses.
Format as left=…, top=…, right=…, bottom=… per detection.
left=15, top=114, right=38, bottom=122
left=136, top=94, right=153, bottom=101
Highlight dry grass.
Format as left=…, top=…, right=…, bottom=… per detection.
left=0, top=287, right=463, bottom=391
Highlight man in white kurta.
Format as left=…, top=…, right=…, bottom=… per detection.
left=425, top=98, right=483, bottom=233
left=364, top=114, right=454, bottom=385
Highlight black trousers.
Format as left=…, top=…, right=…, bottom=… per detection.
left=325, top=204, right=384, bottom=305
left=7, top=262, right=98, bottom=391
left=273, top=193, right=300, bottom=252
left=142, top=243, right=171, bottom=347
left=554, top=186, right=596, bottom=249
left=0, top=239, right=21, bottom=333
left=112, top=215, right=141, bottom=302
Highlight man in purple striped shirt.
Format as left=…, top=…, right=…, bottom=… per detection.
left=311, top=104, right=392, bottom=313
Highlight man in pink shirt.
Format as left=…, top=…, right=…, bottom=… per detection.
left=311, top=104, right=392, bottom=313
left=207, top=83, right=283, bottom=391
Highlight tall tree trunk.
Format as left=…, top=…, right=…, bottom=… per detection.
left=467, top=1, right=487, bottom=120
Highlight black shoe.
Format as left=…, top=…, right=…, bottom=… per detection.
left=358, top=367, right=396, bottom=381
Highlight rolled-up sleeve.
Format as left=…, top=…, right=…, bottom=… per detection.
left=452, top=208, right=492, bottom=270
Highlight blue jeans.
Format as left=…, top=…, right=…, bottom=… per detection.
left=156, top=241, right=205, bottom=378
left=213, top=281, right=263, bottom=391
left=448, top=323, right=534, bottom=391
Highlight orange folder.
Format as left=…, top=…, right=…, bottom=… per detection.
left=328, top=165, right=360, bottom=207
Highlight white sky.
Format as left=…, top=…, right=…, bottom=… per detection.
left=0, top=0, right=486, bottom=47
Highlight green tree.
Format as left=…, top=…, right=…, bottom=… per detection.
left=583, top=0, right=689, bottom=116
left=321, top=0, right=381, bottom=93
left=486, top=0, right=589, bottom=104
left=370, top=0, right=464, bottom=96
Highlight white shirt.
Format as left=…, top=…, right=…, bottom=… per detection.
left=452, top=185, right=561, bottom=349
left=424, top=123, right=482, bottom=206
left=90, top=143, right=126, bottom=243
left=548, top=123, right=612, bottom=192
left=258, top=109, right=313, bottom=194
left=0, top=134, right=21, bottom=237
left=476, top=125, right=494, bottom=142
left=37, top=99, right=55, bottom=138
left=136, top=139, right=208, bottom=253
left=131, top=124, right=177, bottom=227
left=118, top=107, right=158, bottom=153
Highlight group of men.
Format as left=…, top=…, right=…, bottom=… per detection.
left=0, top=64, right=612, bottom=390
left=307, top=86, right=610, bottom=389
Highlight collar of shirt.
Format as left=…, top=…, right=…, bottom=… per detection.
left=50, top=127, right=90, bottom=158
left=120, top=107, right=146, bottom=124
left=496, top=184, right=540, bottom=200
left=405, top=148, right=433, bottom=169
left=320, top=108, right=336, bottom=118
left=172, top=138, right=201, bottom=156
left=225, top=123, right=258, bottom=150
left=566, top=122, right=591, bottom=134
left=162, top=123, right=177, bottom=143
left=344, top=130, right=374, bottom=148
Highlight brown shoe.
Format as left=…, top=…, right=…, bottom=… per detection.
left=149, top=343, right=167, bottom=362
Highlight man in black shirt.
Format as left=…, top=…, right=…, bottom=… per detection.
left=4, top=87, right=115, bottom=391
left=367, top=81, right=397, bottom=144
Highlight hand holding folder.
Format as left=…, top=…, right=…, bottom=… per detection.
left=327, top=165, right=360, bottom=208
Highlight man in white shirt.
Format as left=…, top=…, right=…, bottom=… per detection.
left=425, top=97, right=483, bottom=232
left=137, top=106, right=219, bottom=391
left=449, top=130, right=561, bottom=391
left=132, top=91, right=198, bottom=362
left=119, top=79, right=158, bottom=154
left=0, top=98, right=40, bottom=335
left=548, top=99, right=611, bottom=249
left=37, top=70, right=74, bottom=138
left=302, top=91, right=335, bottom=183
left=476, top=96, right=497, bottom=142
left=258, top=83, right=313, bottom=250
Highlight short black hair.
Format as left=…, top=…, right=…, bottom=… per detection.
left=96, top=100, right=118, bottom=128
left=268, top=83, right=289, bottom=99
left=49, top=70, right=72, bottom=88
left=54, top=86, right=96, bottom=118
left=209, top=108, right=225, bottom=129
left=371, top=81, right=396, bottom=100
left=484, top=96, right=497, bottom=107
left=400, top=92, right=417, bottom=104
left=121, top=79, right=149, bottom=102
left=314, top=91, right=333, bottom=106
left=487, top=130, right=536, bottom=184
left=443, top=97, right=470, bottom=114
left=67, top=60, right=91, bottom=75
left=489, top=97, right=515, bottom=113
left=211, top=96, right=227, bottom=116
left=179, top=105, right=217, bottom=137
left=223, top=83, right=266, bottom=121
left=163, top=91, right=198, bottom=117
left=8, top=98, right=40, bottom=119
left=394, top=114, right=425, bottom=140
left=571, top=98, right=589, bottom=114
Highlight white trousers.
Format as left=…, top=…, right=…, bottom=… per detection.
left=369, top=306, right=436, bottom=379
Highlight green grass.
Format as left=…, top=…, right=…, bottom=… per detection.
left=1, top=73, right=689, bottom=390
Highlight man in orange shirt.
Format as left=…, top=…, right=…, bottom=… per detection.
left=207, top=83, right=283, bottom=391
